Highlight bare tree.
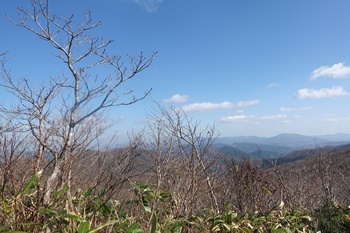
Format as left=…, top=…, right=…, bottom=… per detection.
left=140, top=106, right=220, bottom=217
left=1, top=0, right=156, bottom=208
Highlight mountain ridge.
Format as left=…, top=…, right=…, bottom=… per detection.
left=216, top=133, right=350, bottom=147
left=214, top=133, right=350, bottom=159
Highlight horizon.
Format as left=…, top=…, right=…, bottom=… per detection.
left=218, top=132, right=350, bottom=138
left=1, top=0, right=350, bottom=140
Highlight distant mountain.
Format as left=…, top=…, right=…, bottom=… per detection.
left=315, top=133, right=350, bottom=142
left=249, top=150, right=289, bottom=159
left=228, top=142, right=294, bottom=154
left=265, top=143, right=350, bottom=167
left=215, top=136, right=267, bottom=144
left=263, top=133, right=329, bottom=148
left=215, top=133, right=350, bottom=162
left=214, top=144, right=290, bottom=159
left=216, top=133, right=350, bottom=149
left=217, top=146, right=249, bottom=158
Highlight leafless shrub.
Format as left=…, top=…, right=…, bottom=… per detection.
left=134, top=106, right=221, bottom=217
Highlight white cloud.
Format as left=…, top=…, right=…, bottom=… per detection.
left=181, top=101, right=232, bottom=112
left=133, top=0, right=163, bottom=12
left=221, top=113, right=289, bottom=123
left=220, top=115, right=255, bottom=123
left=280, top=107, right=313, bottom=112
left=294, top=86, right=349, bottom=99
left=267, top=83, right=280, bottom=88
left=310, top=63, right=350, bottom=80
left=163, top=94, right=189, bottom=103
left=323, top=117, right=350, bottom=122
left=235, top=100, right=260, bottom=107
left=181, top=99, right=259, bottom=112
left=261, top=114, right=287, bottom=120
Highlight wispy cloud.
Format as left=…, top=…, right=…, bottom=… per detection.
left=220, top=115, right=255, bottom=123
left=181, top=101, right=232, bottom=112
left=294, top=86, right=349, bottom=99
left=310, top=63, right=350, bottom=80
left=280, top=106, right=313, bottom=112
left=234, top=100, right=260, bottom=107
left=163, top=94, right=189, bottom=103
left=323, top=117, right=350, bottom=122
left=266, top=83, right=280, bottom=88
left=132, top=0, right=163, bottom=13
left=220, top=113, right=289, bottom=123
left=181, top=99, right=260, bottom=112
left=261, top=114, right=287, bottom=120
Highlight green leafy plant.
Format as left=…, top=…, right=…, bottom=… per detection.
left=208, top=201, right=315, bottom=233
left=314, top=200, right=350, bottom=233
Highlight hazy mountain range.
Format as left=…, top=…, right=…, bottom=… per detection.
left=214, top=133, right=350, bottom=159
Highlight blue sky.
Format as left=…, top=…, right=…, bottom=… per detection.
left=1, top=0, right=350, bottom=139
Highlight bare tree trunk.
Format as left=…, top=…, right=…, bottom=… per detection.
left=43, top=158, right=65, bottom=206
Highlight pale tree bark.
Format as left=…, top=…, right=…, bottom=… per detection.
left=1, top=0, right=156, bottom=209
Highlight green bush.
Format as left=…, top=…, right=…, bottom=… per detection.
left=0, top=174, right=320, bottom=233
left=314, top=200, right=350, bottom=233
